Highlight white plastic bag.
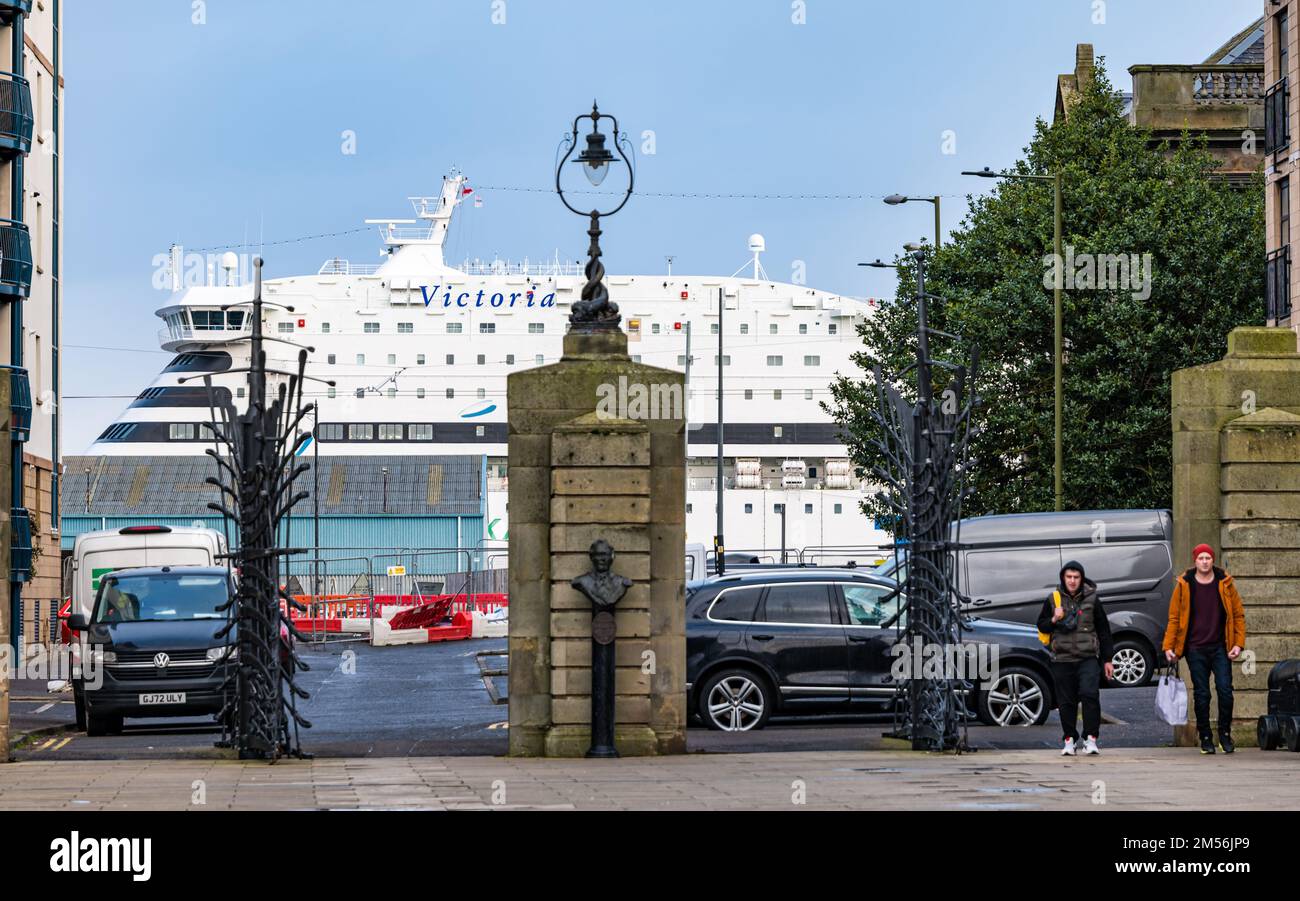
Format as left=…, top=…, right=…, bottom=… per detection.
left=1155, top=662, right=1188, bottom=725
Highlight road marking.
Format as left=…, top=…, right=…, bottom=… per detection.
left=51, top=737, right=72, bottom=751
left=35, top=737, right=57, bottom=751
left=33, top=702, right=55, bottom=714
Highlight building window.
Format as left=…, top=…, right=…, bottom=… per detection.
left=417, top=354, right=426, bottom=365
left=804, top=355, right=821, bottom=366
left=278, top=322, right=294, bottom=333
left=769, top=323, right=778, bottom=334
left=447, top=322, right=463, bottom=334
left=411, top=424, right=433, bottom=441
left=774, top=425, right=783, bottom=438
left=322, top=322, right=330, bottom=333
left=327, top=354, right=336, bottom=364
left=744, top=503, right=753, bottom=514
left=766, top=355, right=783, bottom=366
left=327, top=387, right=336, bottom=398
left=528, top=323, right=544, bottom=334
left=364, top=322, right=380, bottom=334
left=480, top=322, right=496, bottom=334
left=446, top=388, right=455, bottom=398
left=506, top=354, right=515, bottom=365
left=804, top=503, right=813, bottom=514
left=169, top=423, right=195, bottom=440
left=398, top=322, right=414, bottom=333
left=740, top=323, right=749, bottom=334
left=319, top=423, right=344, bottom=441
left=356, top=354, right=365, bottom=365
left=1281, top=176, right=1291, bottom=248
left=348, top=423, right=373, bottom=440
left=773, top=389, right=782, bottom=400
left=416, top=387, right=425, bottom=399
left=477, top=354, right=486, bottom=365
left=834, top=503, right=843, bottom=514
left=799, top=323, right=808, bottom=334
left=828, top=323, right=837, bottom=335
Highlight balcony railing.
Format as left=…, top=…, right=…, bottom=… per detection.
left=158, top=323, right=252, bottom=349
left=0, top=218, right=31, bottom=298
left=1, top=364, right=31, bottom=441
left=1267, top=246, right=1292, bottom=324
left=1267, top=77, right=1290, bottom=155
left=10, top=506, right=31, bottom=582
left=0, top=71, right=33, bottom=158
left=1191, top=66, right=1266, bottom=103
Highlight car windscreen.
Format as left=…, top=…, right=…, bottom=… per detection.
left=92, top=572, right=229, bottom=623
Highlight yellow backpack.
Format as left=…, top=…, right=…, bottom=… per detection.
left=1037, top=590, right=1062, bottom=645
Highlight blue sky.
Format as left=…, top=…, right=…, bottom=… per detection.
left=63, top=0, right=1263, bottom=452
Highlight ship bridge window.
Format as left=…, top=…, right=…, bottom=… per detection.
left=98, top=423, right=138, bottom=441
left=364, top=322, right=380, bottom=334
left=190, top=309, right=240, bottom=330
left=164, top=351, right=232, bottom=373
left=169, top=423, right=196, bottom=440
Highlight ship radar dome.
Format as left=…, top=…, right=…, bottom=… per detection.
left=748, top=234, right=766, bottom=253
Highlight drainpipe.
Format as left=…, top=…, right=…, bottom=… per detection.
left=8, top=10, right=24, bottom=653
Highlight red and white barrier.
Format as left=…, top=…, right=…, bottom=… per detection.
left=284, top=593, right=508, bottom=645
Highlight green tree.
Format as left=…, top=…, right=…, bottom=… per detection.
left=830, top=61, right=1264, bottom=524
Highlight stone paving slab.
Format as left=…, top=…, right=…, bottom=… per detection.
left=0, top=748, right=1297, bottom=810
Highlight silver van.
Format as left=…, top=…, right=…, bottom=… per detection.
left=876, top=509, right=1173, bottom=686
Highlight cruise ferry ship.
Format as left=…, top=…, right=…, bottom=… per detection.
left=87, top=171, right=887, bottom=557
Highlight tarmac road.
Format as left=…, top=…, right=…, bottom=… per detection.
left=9, top=641, right=1169, bottom=760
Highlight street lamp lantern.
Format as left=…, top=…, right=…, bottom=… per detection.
left=556, top=101, right=635, bottom=333
left=883, top=194, right=908, bottom=205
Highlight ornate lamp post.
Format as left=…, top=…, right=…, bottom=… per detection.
left=556, top=102, right=634, bottom=332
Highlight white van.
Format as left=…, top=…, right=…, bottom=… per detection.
left=69, top=525, right=229, bottom=729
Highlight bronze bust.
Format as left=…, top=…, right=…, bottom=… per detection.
left=570, top=539, right=632, bottom=610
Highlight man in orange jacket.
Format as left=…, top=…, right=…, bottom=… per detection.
left=1162, top=544, right=1246, bottom=755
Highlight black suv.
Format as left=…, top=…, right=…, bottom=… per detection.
left=686, top=569, right=1055, bottom=731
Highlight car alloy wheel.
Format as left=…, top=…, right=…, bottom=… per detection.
left=1109, top=643, right=1151, bottom=687
left=982, top=669, right=1047, bottom=727
left=704, top=674, right=768, bottom=732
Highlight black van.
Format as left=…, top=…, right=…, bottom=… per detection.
left=875, top=510, right=1173, bottom=686
left=68, top=566, right=237, bottom=736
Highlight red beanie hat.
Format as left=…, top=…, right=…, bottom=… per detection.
left=1192, top=543, right=1214, bottom=561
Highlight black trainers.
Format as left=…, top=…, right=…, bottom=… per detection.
left=1199, top=734, right=1216, bottom=754
left=1219, top=732, right=1235, bottom=754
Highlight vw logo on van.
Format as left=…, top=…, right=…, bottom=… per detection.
left=153, top=652, right=170, bottom=669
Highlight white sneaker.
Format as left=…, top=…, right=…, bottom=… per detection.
left=1061, top=737, right=1077, bottom=756
left=1082, top=736, right=1100, bottom=755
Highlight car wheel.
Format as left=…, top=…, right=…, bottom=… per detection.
left=73, top=681, right=86, bottom=732
left=699, top=669, right=772, bottom=732
left=1258, top=715, right=1281, bottom=751
left=1283, top=715, right=1300, bottom=753
left=85, top=706, right=123, bottom=738
left=977, top=666, right=1051, bottom=727
left=1109, top=639, right=1154, bottom=687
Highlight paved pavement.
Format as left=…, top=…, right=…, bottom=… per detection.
left=8, top=639, right=1170, bottom=760
left=0, top=746, right=1293, bottom=810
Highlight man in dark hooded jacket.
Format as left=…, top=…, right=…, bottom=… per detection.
left=1036, top=560, right=1114, bottom=756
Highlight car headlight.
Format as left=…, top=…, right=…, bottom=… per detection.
left=206, top=645, right=238, bottom=662
left=89, top=648, right=116, bottom=665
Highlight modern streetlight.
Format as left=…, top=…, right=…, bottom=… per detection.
left=883, top=194, right=942, bottom=248
left=962, top=165, right=1064, bottom=512
left=555, top=101, right=634, bottom=333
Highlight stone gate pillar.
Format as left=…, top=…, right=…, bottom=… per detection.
left=506, top=329, right=686, bottom=756
left=1171, top=327, right=1300, bottom=746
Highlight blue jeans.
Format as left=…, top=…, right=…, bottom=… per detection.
left=1184, top=645, right=1233, bottom=736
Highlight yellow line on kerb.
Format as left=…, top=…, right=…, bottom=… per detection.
left=51, top=737, right=73, bottom=751
left=35, top=738, right=56, bottom=751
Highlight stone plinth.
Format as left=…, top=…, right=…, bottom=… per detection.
left=1171, top=327, right=1300, bottom=747
left=507, top=329, right=686, bottom=756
